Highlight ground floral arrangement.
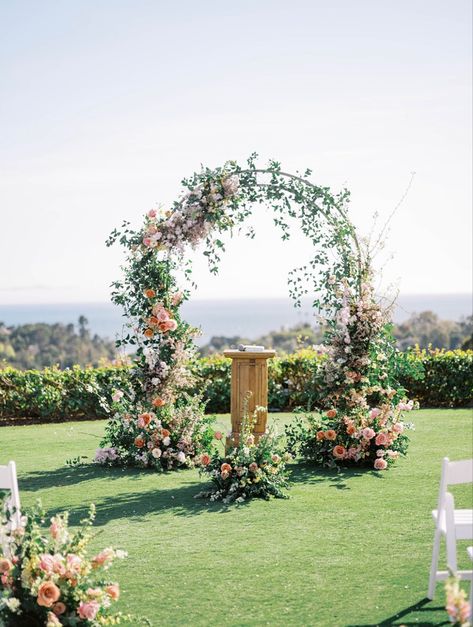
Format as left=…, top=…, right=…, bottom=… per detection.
left=0, top=502, right=148, bottom=627
left=196, top=399, right=291, bottom=504
left=95, top=154, right=413, bottom=476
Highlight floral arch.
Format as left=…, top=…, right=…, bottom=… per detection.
left=97, top=155, right=413, bottom=472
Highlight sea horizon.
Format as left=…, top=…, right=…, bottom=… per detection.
left=0, top=293, right=471, bottom=346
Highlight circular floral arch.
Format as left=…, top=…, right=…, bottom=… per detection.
left=99, top=155, right=412, bottom=471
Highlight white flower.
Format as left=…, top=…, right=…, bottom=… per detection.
left=5, top=598, right=21, bottom=612
left=176, top=451, right=186, bottom=464
left=151, top=448, right=162, bottom=458
left=162, top=436, right=171, bottom=446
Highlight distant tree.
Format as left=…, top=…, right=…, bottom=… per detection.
left=0, top=318, right=117, bottom=370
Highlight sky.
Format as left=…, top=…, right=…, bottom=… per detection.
left=0, top=0, right=471, bottom=304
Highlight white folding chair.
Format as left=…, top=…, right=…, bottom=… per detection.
left=467, top=546, right=473, bottom=619
left=428, top=457, right=473, bottom=599
left=0, top=461, right=21, bottom=555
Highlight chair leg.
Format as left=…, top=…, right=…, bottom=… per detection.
left=445, top=526, right=458, bottom=574
left=428, top=529, right=442, bottom=599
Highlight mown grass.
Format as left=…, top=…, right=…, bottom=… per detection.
left=1, top=409, right=472, bottom=626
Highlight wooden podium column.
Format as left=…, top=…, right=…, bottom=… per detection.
left=223, top=350, right=276, bottom=450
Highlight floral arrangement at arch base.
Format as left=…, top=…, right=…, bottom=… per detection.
left=0, top=501, right=149, bottom=627
left=196, top=400, right=291, bottom=504
left=286, top=279, right=415, bottom=470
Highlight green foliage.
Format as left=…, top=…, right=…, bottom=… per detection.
left=0, top=365, right=131, bottom=422
left=0, top=318, right=117, bottom=370
left=396, top=348, right=473, bottom=408
left=1, top=350, right=470, bottom=424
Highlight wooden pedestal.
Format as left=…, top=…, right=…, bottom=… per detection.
left=223, top=349, right=275, bottom=450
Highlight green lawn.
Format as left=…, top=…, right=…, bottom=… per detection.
left=1, top=409, right=472, bottom=627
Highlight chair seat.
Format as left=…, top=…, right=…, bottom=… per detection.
left=432, top=508, right=473, bottom=539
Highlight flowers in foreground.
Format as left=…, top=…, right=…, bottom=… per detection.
left=0, top=500, right=149, bottom=626
left=445, top=573, right=471, bottom=626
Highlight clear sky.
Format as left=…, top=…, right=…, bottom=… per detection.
left=0, top=0, right=471, bottom=304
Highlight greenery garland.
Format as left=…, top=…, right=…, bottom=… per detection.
left=97, top=154, right=413, bottom=472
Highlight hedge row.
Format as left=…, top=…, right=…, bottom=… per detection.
left=0, top=349, right=471, bottom=423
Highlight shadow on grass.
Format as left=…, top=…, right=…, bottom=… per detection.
left=20, top=464, right=153, bottom=492
left=43, top=477, right=248, bottom=525
left=289, top=461, right=379, bottom=490
left=346, top=597, right=449, bottom=626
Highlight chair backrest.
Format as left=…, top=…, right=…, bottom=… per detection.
left=437, top=457, right=473, bottom=512
left=0, top=461, right=21, bottom=528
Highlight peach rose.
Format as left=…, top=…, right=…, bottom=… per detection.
left=248, top=462, right=258, bottom=473
left=105, top=583, right=120, bottom=600
left=134, top=436, right=145, bottom=448
left=271, top=454, right=281, bottom=463
left=53, top=602, right=66, bottom=615
left=148, top=316, right=159, bottom=326
left=221, top=463, right=232, bottom=473
left=138, top=413, right=153, bottom=427
left=92, top=548, right=115, bottom=568
left=333, top=445, right=346, bottom=459
left=152, top=397, right=166, bottom=408
left=37, top=581, right=61, bottom=607
left=144, top=288, right=156, bottom=298
left=374, top=458, right=388, bottom=470
left=0, top=558, right=13, bottom=574
left=316, top=430, right=325, bottom=441
left=78, top=600, right=100, bottom=620
left=144, top=328, right=154, bottom=338
left=393, top=422, right=404, bottom=433
left=200, top=453, right=211, bottom=466
left=346, top=424, right=356, bottom=436
left=221, top=471, right=229, bottom=480
left=161, top=428, right=170, bottom=438
left=375, top=433, right=388, bottom=446
left=325, top=430, right=337, bottom=441
left=171, top=291, right=184, bottom=306
left=326, top=409, right=337, bottom=418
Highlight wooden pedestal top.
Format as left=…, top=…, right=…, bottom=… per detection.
left=223, top=350, right=276, bottom=360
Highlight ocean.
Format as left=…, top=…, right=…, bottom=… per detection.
left=0, top=294, right=471, bottom=346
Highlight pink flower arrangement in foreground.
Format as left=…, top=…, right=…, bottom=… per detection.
left=0, top=501, right=149, bottom=626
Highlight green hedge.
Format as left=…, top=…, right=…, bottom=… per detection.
left=0, top=350, right=471, bottom=423
left=0, top=365, right=131, bottom=423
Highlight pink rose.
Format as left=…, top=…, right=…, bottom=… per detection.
left=369, top=408, right=382, bottom=420
left=387, top=449, right=399, bottom=459
left=376, top=449, right=386, bottom=457
left=78, top=600, right=100, bottom=620
left=374, top=458, right=388, bottom=470
left=214, top=431, right=223, bottom=441
left=143, top=236, right=152, bottom=247
left=171, top=291, right=184, bottom=306
left=362, top=427, right=376, bottom=440
left=147, top=209, right=157, bottom=218
left=249, top=462, right=258, bottom=473
left=112, top=390, right=123, bottom=403
left=155, top=308, right=170, bottom=323
left=39, top=554, right=55, bottom=573
left=66, top=554, right=82, bottom=575
left=393, top=422, right=404, bottom=433
left=398, top=400, right=413, bottom=411
left=375, top=433, right=388, bottom=446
